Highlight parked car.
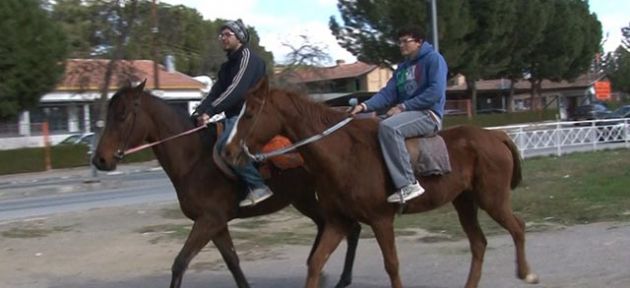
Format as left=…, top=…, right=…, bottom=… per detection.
left=570, top=103, right=611, bottom=121
left=605, top=105, right=630, bottom=119
left=58, top=132, right=94, bottom=146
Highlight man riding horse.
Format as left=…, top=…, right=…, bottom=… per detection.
left=193, top=19, right=273, bottom=207
left=350, top=25, right=448, bottom=203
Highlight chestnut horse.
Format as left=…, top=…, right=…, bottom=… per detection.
left=224, top=77, right=539, bottom=288
left=91, top=81, right=361, bottom=288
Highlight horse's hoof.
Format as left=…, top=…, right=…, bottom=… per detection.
left=525, top=273, right=539, bottom=284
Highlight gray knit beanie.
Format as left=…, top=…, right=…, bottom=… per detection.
left=221, top=19, right=249, bottom=44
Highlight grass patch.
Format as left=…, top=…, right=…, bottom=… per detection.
left=443, top=109, right=557, bottom=128
left=390, top=149, right=630, bottom=239
left=136, top=224, right=191, bottom=244
left=1, top=225, right=74, bottom=238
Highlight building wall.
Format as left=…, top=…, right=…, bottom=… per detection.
left=365, top=68, right=392, bottom=92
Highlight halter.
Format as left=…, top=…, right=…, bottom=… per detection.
left=238, top=93, right=353, bottom=162
left=114, top=97, right=140, bottom=160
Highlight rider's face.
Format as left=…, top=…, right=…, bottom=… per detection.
left=398, top=35, right=421, bottom=57
left=218, top=28, right=242, bottom=51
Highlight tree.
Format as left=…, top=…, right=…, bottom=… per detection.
left=274, top=35, right=333, bottom=92
left=329, top=0, right=516, bottom=113
left=607, top=22, right=630, bottom=95
left=454, top=0, right=518, bottom=114
left=51, top=1, right=275, bottom=78
left=0, top=0, right=68, bottom=120
left=526, top=0, right=601, bottom=110
left=499, top=0, right=552, bottom=112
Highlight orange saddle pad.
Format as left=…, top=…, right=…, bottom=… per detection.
left=261, top=136, right=304, bottom=170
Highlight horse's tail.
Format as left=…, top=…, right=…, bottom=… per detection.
left=493, top=130, right=522, bottom=189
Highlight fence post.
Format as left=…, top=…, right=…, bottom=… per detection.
left=42, top=121, right=52, bottom=171
left=556, top=121, right=561, bottom=157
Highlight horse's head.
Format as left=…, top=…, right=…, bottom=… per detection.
left=224, top=76, right=283, bottom=166
left=92, top=80, right=151, bottom=171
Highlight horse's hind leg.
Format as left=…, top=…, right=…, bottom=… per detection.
left=170, top=219, right=248, bottom=288
left=483, top=198, right=539, bottom=284
left=334, top=221, right=361, bottom=288
left=453, top=193, right=487, bottom=288
left=371, top=218, right=402, bottom=288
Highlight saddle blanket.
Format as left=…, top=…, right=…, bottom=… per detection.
left=406, top=135, right=452, bottom=176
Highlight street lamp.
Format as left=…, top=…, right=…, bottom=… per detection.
left=427, top=0, right=439, bottom=52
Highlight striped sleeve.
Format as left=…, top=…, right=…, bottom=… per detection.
left=209, top=48, right=259, bottom=114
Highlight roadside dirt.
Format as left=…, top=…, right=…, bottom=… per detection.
left=1, top=202, right=629, bottom=288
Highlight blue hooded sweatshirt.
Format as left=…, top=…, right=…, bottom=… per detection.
left=363, top=42, right=447, bottom=118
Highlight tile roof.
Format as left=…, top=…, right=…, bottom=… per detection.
left=282, top=61, right=378, bottom=83
left=56, top=59, right=204, bottom=91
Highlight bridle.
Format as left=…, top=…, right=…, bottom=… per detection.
left=114, top=97, right=140, bottom=160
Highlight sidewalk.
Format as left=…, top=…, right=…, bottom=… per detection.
left=0, top=160, right=163, bottom=185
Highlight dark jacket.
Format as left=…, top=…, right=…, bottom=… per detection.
left=196, top=46, right=266, bottom=117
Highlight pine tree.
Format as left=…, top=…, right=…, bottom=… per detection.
left=0, top=0, right=68, bottom=120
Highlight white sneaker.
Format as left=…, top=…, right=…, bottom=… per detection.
left=239, top=187, right=274, bottom=207
left=387, top=181, right=425, bottom=203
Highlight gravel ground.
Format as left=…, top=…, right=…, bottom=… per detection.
left=1, top=201, right=629, bottom=288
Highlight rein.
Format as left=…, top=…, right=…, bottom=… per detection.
left=115, top=124, right=209, bottom=159
left=242, top=116, right=353, bottom=162
left=114, top=110, right=226, bottom=160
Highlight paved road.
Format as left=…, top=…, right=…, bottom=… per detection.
left=0, top=163, right=175, bottom=221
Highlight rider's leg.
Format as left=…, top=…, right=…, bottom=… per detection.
left=218, top=117, right=273, bottom=206
left=378, top=110, right=439, bottom=203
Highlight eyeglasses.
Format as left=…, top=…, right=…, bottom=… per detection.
left=398, top=38, right=417, bottom=45
left=217, top=31, right=236, bottom=40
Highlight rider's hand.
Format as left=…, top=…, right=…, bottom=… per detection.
left=349, top=103, right=367, bottom=115
left=197, top=113, right=210, bottom=126
left=386, top=104, right=404, bottom=117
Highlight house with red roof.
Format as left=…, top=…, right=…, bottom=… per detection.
left=1, top=58, right=208, bottom=149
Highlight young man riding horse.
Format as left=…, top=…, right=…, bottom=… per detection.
left=193, top=19, right=272, bottom=207
left=350, top=25, right=448, bottom=203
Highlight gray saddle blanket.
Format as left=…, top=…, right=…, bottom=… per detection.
left=408, top=135, right=451, bottom=176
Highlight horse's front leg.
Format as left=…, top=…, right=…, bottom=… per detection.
left=371, top=218, right=403, bottom=288
left=305, top=223, right=346, bottom=288
left=170, top=218, right=242, bottom=288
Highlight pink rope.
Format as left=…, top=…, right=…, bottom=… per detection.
left=122, top=124, right=208, bottom=156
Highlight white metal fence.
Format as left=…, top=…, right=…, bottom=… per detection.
left=491, top=118, right=630, bottom=158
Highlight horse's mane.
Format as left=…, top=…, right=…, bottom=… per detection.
left=271, top=87, right=347, bottom=128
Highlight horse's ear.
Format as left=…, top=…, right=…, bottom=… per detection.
left=135, top=79, right=147, bottom=92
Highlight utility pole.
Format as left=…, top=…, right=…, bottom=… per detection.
left=429, top=0, right=439, bottom=52
left=151, top=0, right=160, bottom=89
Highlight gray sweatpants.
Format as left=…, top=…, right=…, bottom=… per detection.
left=378, top=110, right=441, bottom=189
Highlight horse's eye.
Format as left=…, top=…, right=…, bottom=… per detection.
left=243, top=112, right=253, bottom=120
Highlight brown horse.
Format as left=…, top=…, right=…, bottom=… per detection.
left=91, top=81, right=361, bottom=288
left=224, top=77, right=539, bottom=288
